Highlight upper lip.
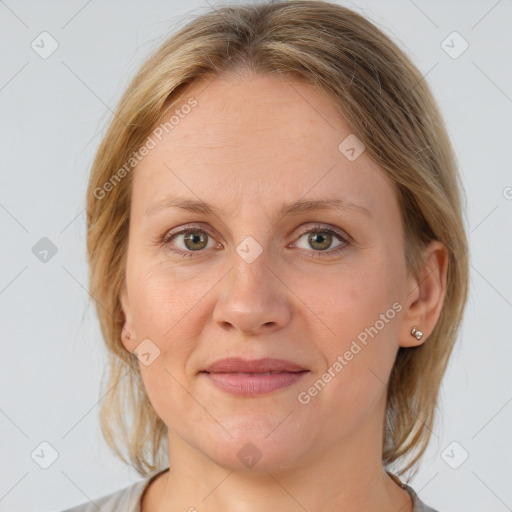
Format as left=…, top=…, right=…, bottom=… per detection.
left=201, top=357, right=307, bottom=373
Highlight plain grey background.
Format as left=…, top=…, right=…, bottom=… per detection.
left=1, top=1, right=511, bottom=511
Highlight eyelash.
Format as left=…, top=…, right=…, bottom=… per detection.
left=160, top=223, right=351, bottom=259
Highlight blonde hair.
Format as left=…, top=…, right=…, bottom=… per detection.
left=86, top=0, right=469, bottom=479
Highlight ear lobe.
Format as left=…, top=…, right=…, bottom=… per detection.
left=399, top=241, right=448, bottom=348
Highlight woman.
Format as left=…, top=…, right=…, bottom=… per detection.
left=61, top=1, right=468, bottom=510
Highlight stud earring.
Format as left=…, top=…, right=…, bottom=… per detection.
left=410, top=326, right=423, bottom=340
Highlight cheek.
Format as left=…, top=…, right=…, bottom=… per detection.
left=292, top=279, right=402, bottom=443
left=301, top=253, right=403, bottom=393
left=303, top=253, right=402, bottom=341
left=129, top=266, right=205, bottom=425
left=125, top=258, right=217, bottom=404
left=127, top=256, right=208, bottom=340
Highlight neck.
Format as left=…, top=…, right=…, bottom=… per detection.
left=143, top=394, right=412, bottom=512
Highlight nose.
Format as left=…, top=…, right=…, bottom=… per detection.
left=212, top=250, right=292, bottom=336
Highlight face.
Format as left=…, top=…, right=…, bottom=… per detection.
left=120, top=72, right=417, bottom=472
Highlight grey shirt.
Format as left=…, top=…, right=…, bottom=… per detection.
left=60, top=468, right=439, bottom=512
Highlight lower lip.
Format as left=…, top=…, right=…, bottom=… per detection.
left=201, top=371, right=308, bottom=396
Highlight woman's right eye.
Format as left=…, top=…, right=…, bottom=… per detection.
left=163, top=227, right=217, bottom=257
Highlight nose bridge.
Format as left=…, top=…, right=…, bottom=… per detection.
left=233, top=240, right=272, bottom=292
left=212, top=237, right=291, bottom=335
left=229, top=238, right=275, bottom=307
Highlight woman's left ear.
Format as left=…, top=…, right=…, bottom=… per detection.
left=399, top=240, right=449, bottom=348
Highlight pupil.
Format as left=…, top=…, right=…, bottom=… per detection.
left=311, top=232, right=330, bottom=249
left=186, top=232, right=206, bottom=250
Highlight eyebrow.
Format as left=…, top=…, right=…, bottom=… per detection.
left=146, top=194, right=372, bottom=219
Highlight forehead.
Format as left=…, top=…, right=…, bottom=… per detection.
left=131, top=72, right=395, bottom=218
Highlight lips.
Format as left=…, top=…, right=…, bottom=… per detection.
left=201, top=357, right=307, bottom=374
left=200, top=357, right=308, bottom=396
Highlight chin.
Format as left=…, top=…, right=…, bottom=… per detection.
left=196, top=426, right=308, bottom=474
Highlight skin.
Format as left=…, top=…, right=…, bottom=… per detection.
left=120, top=71, right=448, bottom=512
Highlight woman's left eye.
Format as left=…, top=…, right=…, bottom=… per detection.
left=293, top=226, right=348, bottom=255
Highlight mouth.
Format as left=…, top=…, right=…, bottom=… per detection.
left=203, top=371, right=299, bottom=375
left=199, top=358, right=309, bottom=396
left=201, top=357, right=307, bottom=374
left=200, top=371, right=308, bottom=396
